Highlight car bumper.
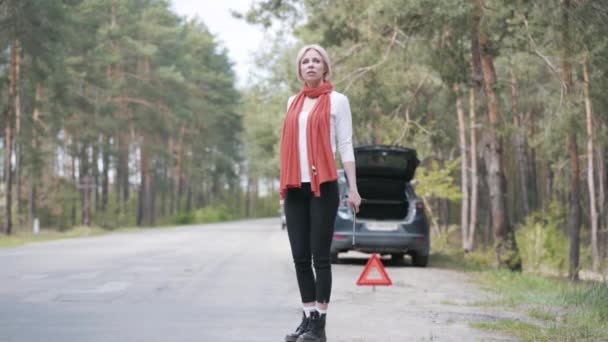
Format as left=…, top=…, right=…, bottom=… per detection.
left=331, top=216, right=430, bottom=255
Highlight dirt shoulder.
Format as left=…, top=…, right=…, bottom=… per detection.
left=327, top=252, right=522, bottom=342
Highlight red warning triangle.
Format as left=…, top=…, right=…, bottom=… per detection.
left=356, top=253, right=392, bottom=286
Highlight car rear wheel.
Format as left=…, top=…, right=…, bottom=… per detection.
left=410, top=252, right=428, bottom=267
left=390, top=253, right=404, bottom=264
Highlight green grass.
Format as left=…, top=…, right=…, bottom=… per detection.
left=472, top=314, right=607, bottom=342
left=0, top=212, right=264, bottom=249
left=429, top=250, right=494, bottom=271
left=432, top=248, right=608, bottom=341
left=0, top=226, right=138, bottom=248
left=471, top=319, right=541, bottom=340
left=439, top=299, right=460, bottom=306
left=527, top=308, right=556, bottom=322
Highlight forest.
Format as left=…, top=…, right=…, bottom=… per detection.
left=2, top=0, right=608, bottom=280
left=1, top=0, right=247, bottom=234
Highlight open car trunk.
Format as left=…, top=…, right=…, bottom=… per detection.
left=354, top=145, right=419, bottom=220
left=357, top=178, right=409, bottom=219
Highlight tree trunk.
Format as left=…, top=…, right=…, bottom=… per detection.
left=137, top=182, right=143, bottom=226
left=247, top=176, right=259, bottom=217
left=582, top=62, right=599, bottom=271
left=4, top=114, right=14, bottom=234
left=80, top=145, right=91, bottom=227
left=159, top=154, right=167, bottom=218
left=597, top=145, right=606, bottom=267
left=527, top=112, right=539, bottom=210
left=140, top=57, right=154, bottom=226
left=92, top=142, right=100, bottom=211
left=567, top=134, right=581, bottom=279
left=211, top=175, right=220, bottom=202
left=71, top=146, right=77, bottom=227
left=29, top=83, right=42, bottom=221
left=543, top=161, right=554, bottom=205
left=195, top=189, right=204, bottom=209
left=475, top=1, right=521, bottom=270
left=168, top=137, right=175, bottom=214
left=114, top=136, right=120, bottom=209
left=468, top=86, right=479, bottom=250
left=29, top=185, right=36, bottom=223
left=116, top=132, right=129, bottom=212
left=245, top=176, right=252, bottom=217
left=454, top=83, right=470, bottom=251
left=139, top=135, right=152, bottom=226
left=468, top=5, right=483, bottom=250
left=4, top=39, right=20, bottom=234
left=484, top=207, right=492, bottom=248
left=150, top=163, right=156, bottom=225
left=184, top=181, right=194, bottom=212
left=106, top=11, right=118, bottom=213
left=186, top=184, right=193, bottom=212
left=563, top=0, right=582, bottom=281
left=101, top=135, right=110, bottom=211
left=121, top=133, right=130, bottom=206
left=422, top=196, right=442, bottom=237
left=82, top=175, right=91, bottom=227
left=478, top=158, right=492, bottom=248
left=439, top=198, right=450, bottom=234
left=14, top=39, right=22, bottom=221
left=174, top=126, right=185, bottom=213
left=15, top=143, right=21, bottom=221
left=510, top=68, right=531, bottom=219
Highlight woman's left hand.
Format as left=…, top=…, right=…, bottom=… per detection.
left=346, top=189, right=362, bottom=213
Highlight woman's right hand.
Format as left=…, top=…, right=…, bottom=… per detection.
left=346, top=189, right=361, bottom=213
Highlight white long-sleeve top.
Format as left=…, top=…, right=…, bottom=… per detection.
left=287, top=90, right=355, bottom=182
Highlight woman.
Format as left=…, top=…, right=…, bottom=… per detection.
left=280, top=44, right=361, bottom=342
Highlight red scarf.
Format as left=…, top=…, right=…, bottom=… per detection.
left=280, top=81, right=337, bottom=198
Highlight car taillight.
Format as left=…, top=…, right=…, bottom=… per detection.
left=415, top=202, right=424, bottom=210
left=333, top=234, right=348, bottom=240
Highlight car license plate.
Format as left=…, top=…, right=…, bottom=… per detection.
left=365, top=221, right=400, bottom=231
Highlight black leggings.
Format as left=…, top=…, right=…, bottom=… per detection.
left=285, top=181, right=339, bottom=304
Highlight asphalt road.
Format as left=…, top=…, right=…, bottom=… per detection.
left=0, top=218, right=517, bottom=342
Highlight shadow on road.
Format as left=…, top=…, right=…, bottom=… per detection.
left=335, top=255, right=414, bottom=268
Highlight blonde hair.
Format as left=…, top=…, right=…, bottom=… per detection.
left=295, top=44, right=332, bottom=83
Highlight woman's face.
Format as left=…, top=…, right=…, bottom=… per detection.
left=299, top=49, right=326, bottom=86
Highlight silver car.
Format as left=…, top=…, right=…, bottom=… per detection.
left=331, top=145, right=430, bottom=267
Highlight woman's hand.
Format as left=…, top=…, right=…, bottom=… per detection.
left=346, top=188, right=361, bottom=213
left=342, top=161, right=360, bottom=213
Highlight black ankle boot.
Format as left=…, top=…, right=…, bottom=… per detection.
left=285, top=312, right=310, bottom=342
left=297, top=311, right=326, bottom=342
